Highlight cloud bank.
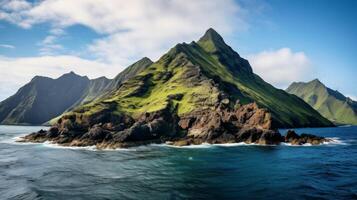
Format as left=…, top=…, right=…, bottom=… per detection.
left=0, top=0, right=249, bottom=100
left=0, top=1, right=315, bottom=101
left=0, top=0, right=245, bottom=63
left=248, top=48, right=313, bottom=89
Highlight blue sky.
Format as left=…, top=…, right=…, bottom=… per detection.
left=0, top=0, right=356, bottom=101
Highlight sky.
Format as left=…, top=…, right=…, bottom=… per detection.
left=0, top=0, right=356, bottom=101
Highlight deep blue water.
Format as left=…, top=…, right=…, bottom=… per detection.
left=0, top=125, right=356, bottom=200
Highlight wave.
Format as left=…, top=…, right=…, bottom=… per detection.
left=281, top=137, right=348, bottom=147
left=152, top=142, right=277, bottom=149
left=41, top=141, right=140, bottom=151
left=338, top=124, right=353, bottom=127
left=1, top=136, right=134, bottom=151
left=157, top=137, right=349, bottom=149
left=4, top=135, right=349, bottom=151
left=42, top=141, right=98, bottom=151
left=323, top=137, right=349, bottom=145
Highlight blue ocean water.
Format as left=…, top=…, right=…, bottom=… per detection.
left=0, top=125, right=356, bottom=200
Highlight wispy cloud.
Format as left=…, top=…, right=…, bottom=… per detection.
left=0, top=44, right=15, bottom=49
left=248, top=48, right=314, bottom=89
left=0, top=0, right=247, bottom=65
left=1, top=0, right=31, bottom=11
left=0, top=0, right=252, bottom=100
left=38, top=30, right=65, bottom=55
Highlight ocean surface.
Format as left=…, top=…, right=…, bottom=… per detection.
left=0, top=125, right=356, bottom=200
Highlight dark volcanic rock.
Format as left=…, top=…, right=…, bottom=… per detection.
left=174, top=102, right=282, bottom=145
left=47, top=127, right=59, bottom=138
left=283, top=130, right=329, bottom=145
left=19, top=101, right=328, bottom=148
left=285, top=130, right=299, bottom=141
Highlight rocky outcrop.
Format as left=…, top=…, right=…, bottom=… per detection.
left=21, top=100, right=180, bottom=148
left=174, top=101, right=281, bottom=146
left=284, top=130, right=330, bottom=145
left=19, top=100, right=329, bottom=148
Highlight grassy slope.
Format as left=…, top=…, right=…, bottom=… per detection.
left=287, top=79, right=357, bottom=125
left=47, top=58, right=154, bottom=125
left=104, top=57, right=153, bottom=92
left=64, top=29, right=332, bottom=128
left=71, top=48, right=220, bottom=120
left=194, top=29, right=332, bottom=127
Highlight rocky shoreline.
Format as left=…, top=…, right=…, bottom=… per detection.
left=18, top=100, right=330, bottom=149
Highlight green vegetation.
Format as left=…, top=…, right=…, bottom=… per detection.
left=0, top=28, right=332, bottom=128
left=68, top=29, right=332, bottom=128
left=287, top=79, right=357, bottom=125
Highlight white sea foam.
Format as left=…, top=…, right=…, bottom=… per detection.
left=41, top=141, right=98, bottom=151
left=154, top=137, right=349, bottom=149
left=41, top=141, right=140, bottom=151
left=323, top=137, right=348, bottom=145
left=153, top=142, right=276, bottom=149
left=6, top=135, right=348, bottom=151
left=338, top=125, right=352, bottom=127
left=213, top=142, right=276, bottom=147
left=281, top=137, right=348, bottom=147
left=281, top=142, right=312, bottom=147
left=150, top=143, right=213, bottom=149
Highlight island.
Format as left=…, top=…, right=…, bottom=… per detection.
left=19, top=29, right=332, bottom=148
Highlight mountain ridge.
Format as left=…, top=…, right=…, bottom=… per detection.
left=0, top=58, right=153, bottom=125
left=63, top=28, right=332, bottom=128
left=19, top=28, right=333, bottom=148
left=0, top=29, right=332, bottom=128
left=286, top=79, right=357, bottom=125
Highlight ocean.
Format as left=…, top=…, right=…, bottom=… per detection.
left=0, top=125, right=356, bottom=199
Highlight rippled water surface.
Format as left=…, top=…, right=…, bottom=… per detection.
left=0, top=125, right=356, bottom=199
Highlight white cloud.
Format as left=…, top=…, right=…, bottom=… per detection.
left=0, top=0, right=246, bottom=65
left=248, top=48, right=313, bottom=89
left=0, top=0, right=251, bottom=101
left=1, top=0, right=31, bottom=12
left=0, top=55, right=121, bottom=101
left=38, top=35, right=64, bottom=55
left=0, top=44, right=15, bottom=49
left=347, top=95, right=357, bottom=101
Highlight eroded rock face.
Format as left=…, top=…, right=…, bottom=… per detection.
left=21, top=101, right=180, bottom=148
left=174, top=102, right=282, bottom=146
left=20, top=101, right=328, bottom=148
left=284, top=130, right=329, bottom=145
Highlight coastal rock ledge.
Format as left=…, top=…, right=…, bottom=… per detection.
left=19, top=102, right=329, bottom=148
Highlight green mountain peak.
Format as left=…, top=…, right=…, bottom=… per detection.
left=286, top=79, right=357, bottom=125
left=62, top=29, right=331, bottom=128
left=198, top=28, right=231, bottom=53
left=0, top=30, right=333, bottom=129
left=198, top=28, right=225, bottom=44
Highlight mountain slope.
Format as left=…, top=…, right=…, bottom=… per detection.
left=104, top=57, right=153, bottom=92
left=73, top=76, right=111, bottom=107
left=286, top=79, right=357, bottom=125
left=0, top=57, right=153, bottom=125
left=0, top=72, right=90, bottom=125
left=68, top=28, right=332, bottom=128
